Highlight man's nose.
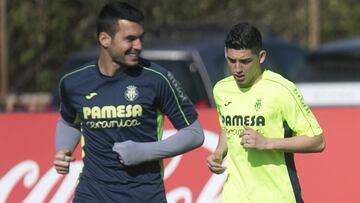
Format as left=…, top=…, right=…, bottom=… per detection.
left=234, top=62, right=243, bottom=72
left=133, top=39, right=142, bottom=50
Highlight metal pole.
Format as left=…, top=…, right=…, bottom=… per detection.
left=308, top=0, right=320, bottom=49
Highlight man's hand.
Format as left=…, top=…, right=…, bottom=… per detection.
left=207, top=151, right=226, bottom=174
left=240, top=126, right=268, bottom=150
left=113, top=140, right=140, bottom=165
left=53, top=149, right=75, bottom=174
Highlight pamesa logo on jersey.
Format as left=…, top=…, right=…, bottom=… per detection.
left=124, top=85, right=139, bottom=101
left=80, top=85, right=142, bottom=129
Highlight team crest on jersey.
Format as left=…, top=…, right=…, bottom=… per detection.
left=254, top=98, right=262, bottom=111
left=124, top=85, right=139, bottom=101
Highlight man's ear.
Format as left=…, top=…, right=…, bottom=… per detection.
left=259, top=50, right=266, bottom=64
left=99, top=32, right=111, bottom=48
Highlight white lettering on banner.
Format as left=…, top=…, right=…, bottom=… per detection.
left=196, top=130, right=226, bottom=203
left=167, top=187, right=192, bottom=203
left=162, top=130, right=183, bottom=180
left=0, top=160, right=39, bottom=203
left=49, top=161, right=83, bottom=203
left=23, top=161, right=83, bottom=203
left=165, top=130, right=226, bottom=203
left=0, top=160, right=82, bottom=203
left=0, top=130, right=225, bottom=203
left=22, top=164, right=61, bottom=203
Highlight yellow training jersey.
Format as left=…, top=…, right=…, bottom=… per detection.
left=213, top=70, right=322, bottom=203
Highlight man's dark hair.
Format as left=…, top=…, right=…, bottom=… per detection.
left=225, top=22, right=262, bottom=53
left=96, top=2, right=144, bottom=37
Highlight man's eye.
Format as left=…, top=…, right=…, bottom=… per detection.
left=240, top=59, right=252, bottom=64
left=126, top=36, right=137, bottom=42
left=228, top=58, right=236, bottom=63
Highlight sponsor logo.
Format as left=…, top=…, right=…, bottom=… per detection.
left=293, top=88, right=311, bottom=114
left=224, top=102, right=232, bottom=107
left=82, top=104, right=143, bottom=128
left=224, top=127, right=264, bottom=137
left=82, top=105, right=142, bottom=119
left=222, top=115, right=265, bottom=126
left=167, top=72, right=188, bottom=103
left=85, top=92, right=97, bottom=100
left=85, top=119, right=141, bottom=129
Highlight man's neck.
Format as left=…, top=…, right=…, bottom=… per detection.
left=98, top=51, right=127, bottom=76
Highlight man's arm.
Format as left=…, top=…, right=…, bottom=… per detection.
left=112, top=119, right=204, bottom=166
left=53, top=117, right=81, bottom=174
left=240, top=126, right=326, bottom=153
left=55, top=117, right=81, bottom=152
left=207, top=129, right=228, bottom=174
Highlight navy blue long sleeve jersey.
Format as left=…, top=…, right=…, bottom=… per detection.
left=59, top=58, right=197, bottom=202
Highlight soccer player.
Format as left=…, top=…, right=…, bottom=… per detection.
left=206, top=22, right=326, bottom=203
left=53, top=2, right=204, bottom=202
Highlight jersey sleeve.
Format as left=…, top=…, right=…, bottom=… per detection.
left=156, top=71, right=197, bottom=130
left=59, top=78, right=78, bottom=125
left=281, top=84, right=323, bottom=137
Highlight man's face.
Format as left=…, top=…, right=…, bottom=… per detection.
left=225, top=48, right=266, bottom=88
left=107, top=19, right=144, bottom=67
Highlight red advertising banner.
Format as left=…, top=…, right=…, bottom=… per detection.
left=1, top=108, right=360, bottom=203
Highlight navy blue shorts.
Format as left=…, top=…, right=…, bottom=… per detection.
left=73, top=175, right=167, bottom=203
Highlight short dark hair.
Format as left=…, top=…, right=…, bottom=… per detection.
left=96, top=2, right=144, bottom=37
left=225, top=22, right=262, bottom=53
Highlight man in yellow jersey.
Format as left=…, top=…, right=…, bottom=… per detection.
left=207, top=22, right=326, bottom=203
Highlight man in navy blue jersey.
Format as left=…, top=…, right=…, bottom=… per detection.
left=53, top=2, right=204, bottom=202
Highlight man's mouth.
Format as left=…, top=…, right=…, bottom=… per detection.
left=234, top=74, right=245, bottom=81
left=128, top=52, right=139, bottom=57
left=127, top=52, right=140, bottom=61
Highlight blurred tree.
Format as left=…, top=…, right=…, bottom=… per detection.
left=0, top=0, right=8, bottom=103
left=5, top=0, right=360, bottom=93
left=7, top=0, right=107, bottom=92
left=320, top=0, right=360, bottom=42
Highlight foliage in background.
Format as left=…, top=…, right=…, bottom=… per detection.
left=7, top=0, right=103, bottom=92
left=6, top=0, right=360, bottom=93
